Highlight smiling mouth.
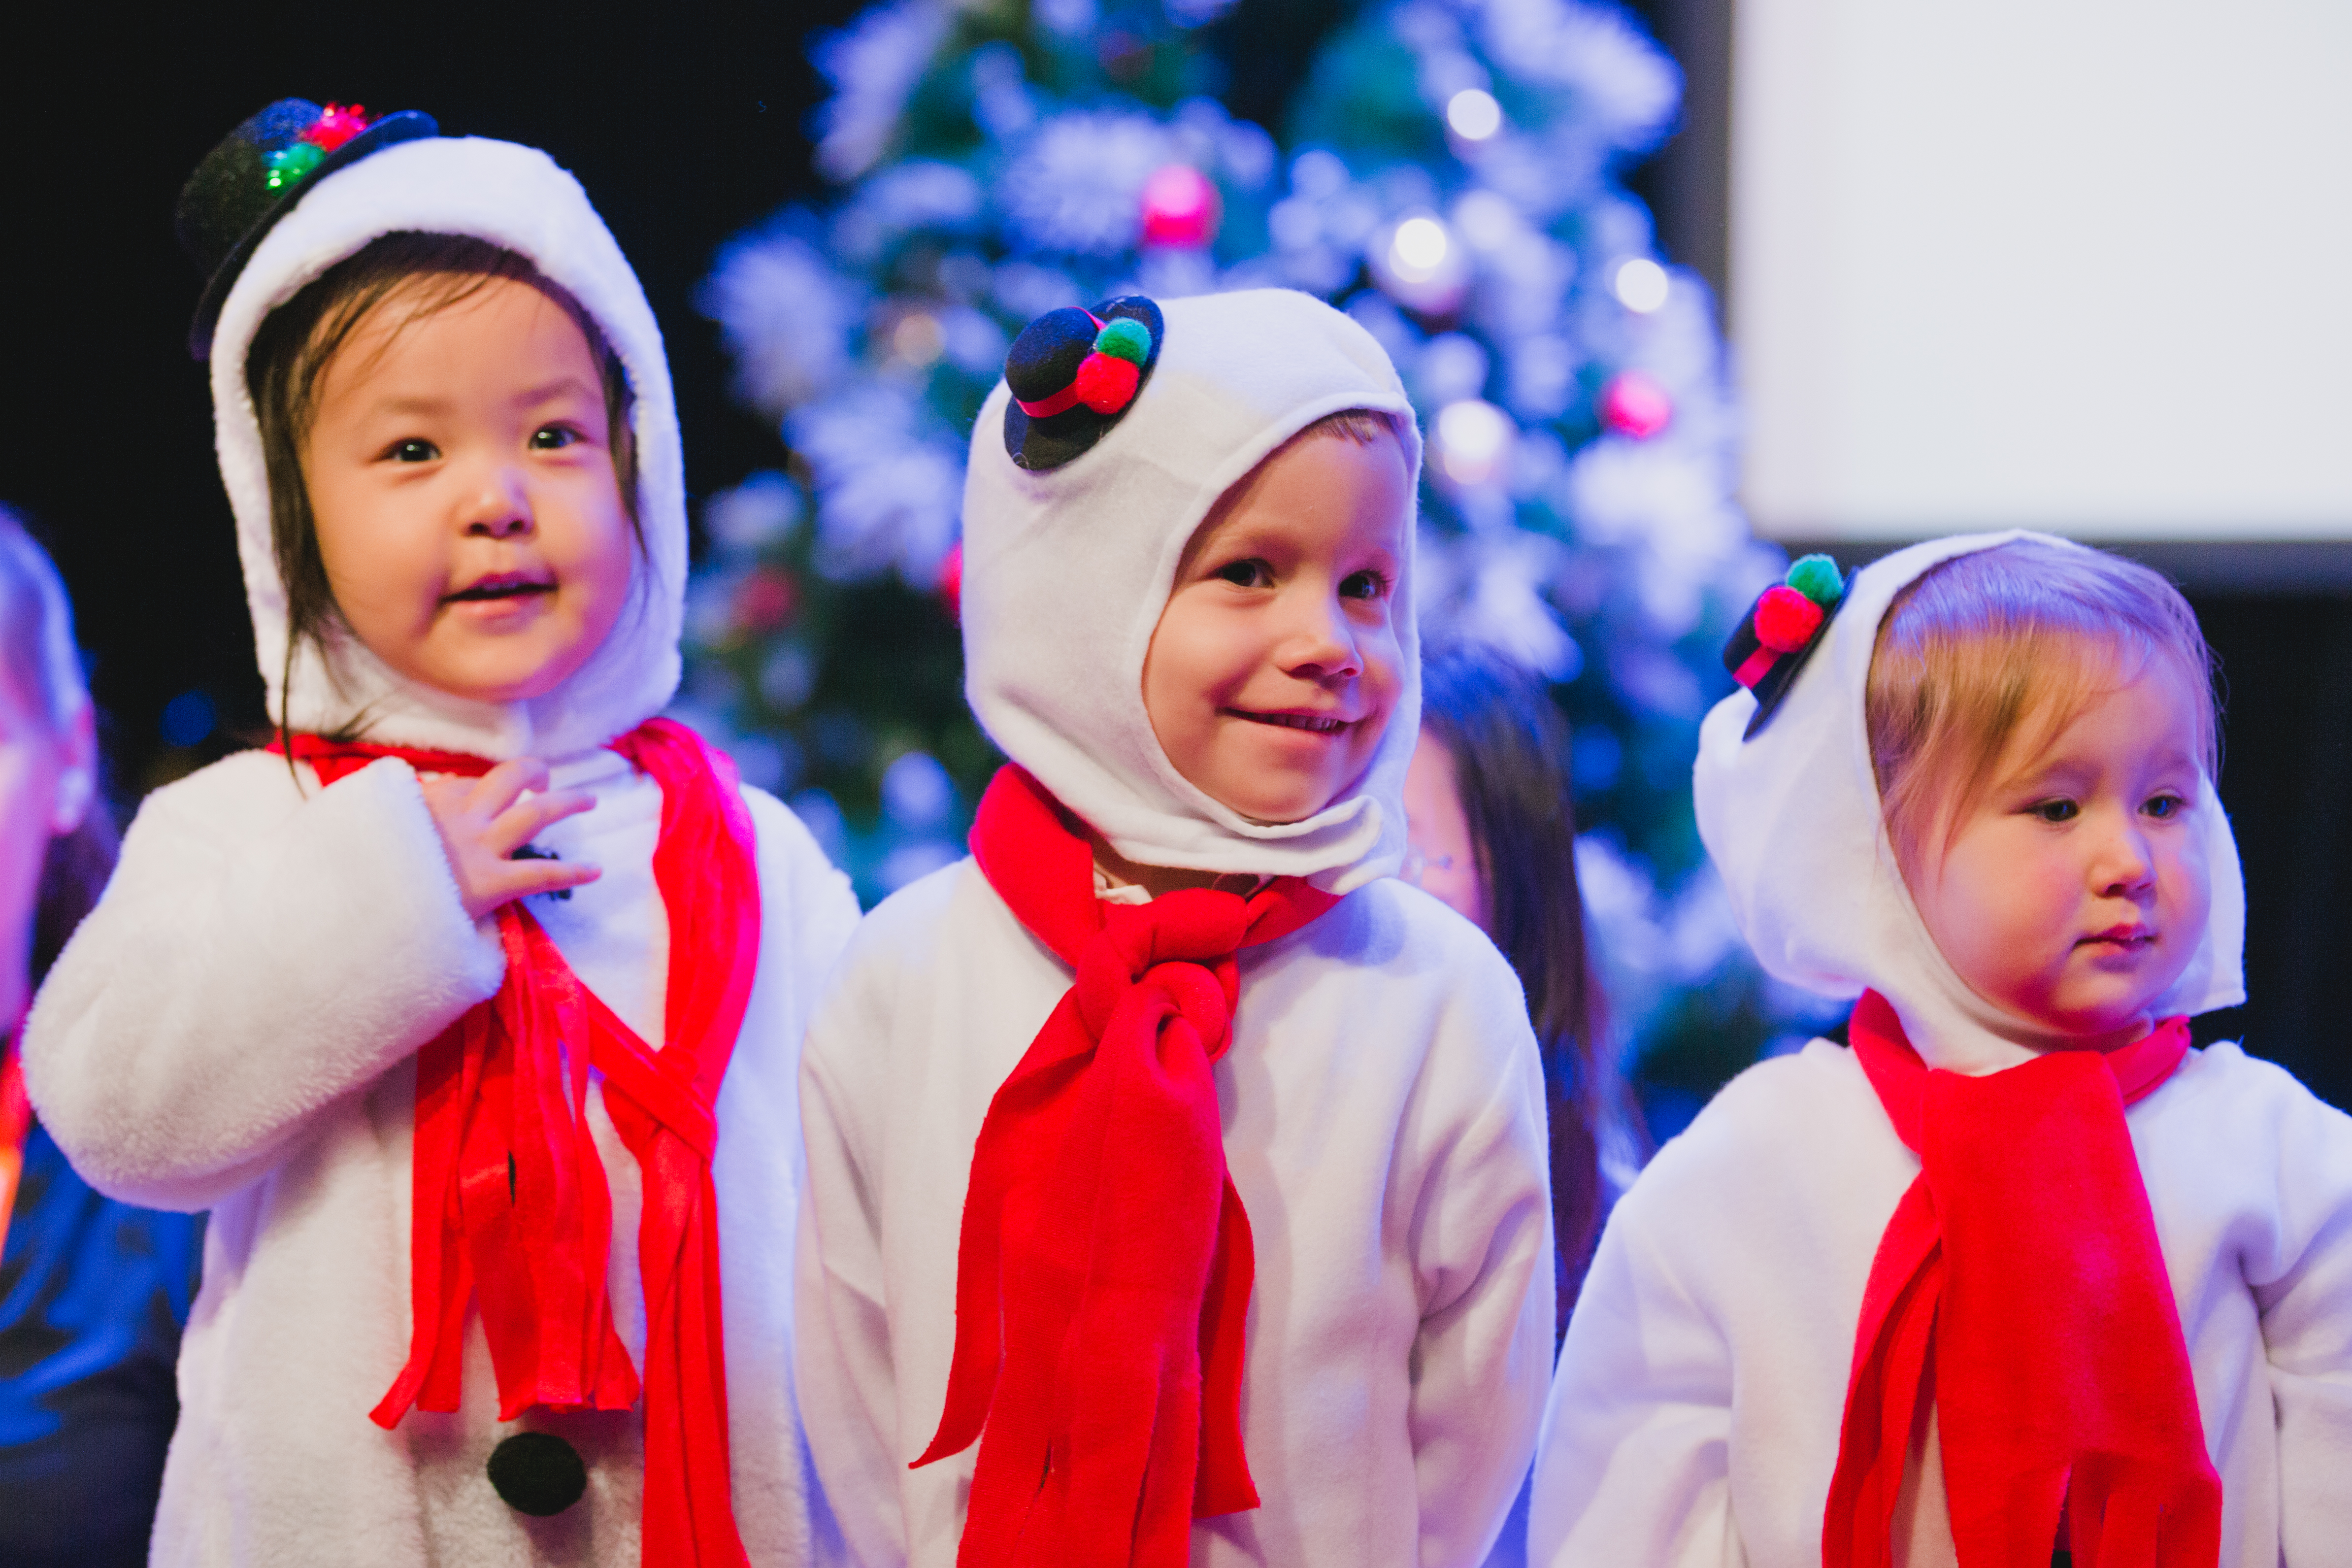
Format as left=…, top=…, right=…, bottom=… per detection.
left=1230, top=709, right=1351, bottom=734
left=445, top=575, right=553, bottom=605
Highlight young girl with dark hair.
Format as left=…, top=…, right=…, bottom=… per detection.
left=21, top=104, right=858, bottom=1566
left=1404, top=648, right=1645, bottom=1328
left=0, top=508, right=203, bottom=1568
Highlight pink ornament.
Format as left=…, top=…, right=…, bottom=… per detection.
left=937, top=542, right=964, bottom=621
left=1753, top=585, right=1823, bottom=653
left=1599, top=369, right=1673, bottom=440
left=732, top=568, right=797, bottom=635
left=1139, top=165, right=1220, bottom=249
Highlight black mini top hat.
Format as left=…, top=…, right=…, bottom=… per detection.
left=1002, top=296, right=1164, bottom=472
left=176, top=99, right=438, bottom=361
left=1722, top=552, right=1847, bottom=737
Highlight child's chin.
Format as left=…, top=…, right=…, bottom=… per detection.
left=1202, top=774, right=1345, bottom=828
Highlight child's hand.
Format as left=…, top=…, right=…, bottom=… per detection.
left=416, top=759, right=601, bottom=922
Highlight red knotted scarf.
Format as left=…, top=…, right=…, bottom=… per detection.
left=1822, top=991, right=2220, bottom=1567
left=275, top=719, right=760, bottom=1568
left=913, top=765, right=1338, bottom=1568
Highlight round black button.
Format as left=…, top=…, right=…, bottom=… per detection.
left=487, top=1431, right=588, bottom=1517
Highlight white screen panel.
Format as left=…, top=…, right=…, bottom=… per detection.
left=1732, top=0, right=2352, bottom=539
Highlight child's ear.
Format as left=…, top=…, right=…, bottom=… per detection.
left=49, top=701, right=96, bottom=837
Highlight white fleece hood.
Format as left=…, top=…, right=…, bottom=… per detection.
left=1694, top=531, right=2246, bottom=1073
left=961, top=288, right=1424, bottom=894
left=208, top=135, right=685, bottom=762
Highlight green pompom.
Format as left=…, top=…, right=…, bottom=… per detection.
left=264, top=142, right=325, bottom=192
left=1093, top=317, right=1152, bottom=365
left=1785, top=553, right=1843, bottom=606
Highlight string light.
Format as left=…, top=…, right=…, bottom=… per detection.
left=1445, top=88, right=1502, bottom=142
left=1433, top=398, right=1514, bottom=488
left=892, top=311, right=946, bottom=367
left=1612, top=258, right=1669, bottom=313
left=1389, top=216, right=1452, bottom=281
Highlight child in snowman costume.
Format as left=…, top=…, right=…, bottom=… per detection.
left=21, top=101, right=860, bottom=1566
left=795, top=289, right=1555, bottom=1568
left=1528, top=534, right=2352, bottom=1566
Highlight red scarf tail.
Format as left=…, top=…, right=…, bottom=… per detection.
left=287, top=721, right=759, bottom=1566
left=918, top=766, right=1331, bottom=1568
left=1821, top=993, right=2219, bottom=1568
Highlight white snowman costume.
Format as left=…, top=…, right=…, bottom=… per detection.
left=794, top=289, right=1556, bottom=1568
left=1527, top=533, right=2352, bottom=1566
left=21, top=134, right=860, bottom=1566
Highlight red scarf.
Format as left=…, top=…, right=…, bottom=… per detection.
left=0, top=1039, right=27, bottom=1266
left=1822, top=991, right=2221, bottom=1567
left=276, top=719, right=760, bottom=1568
left=913, top=766, right=1338, bottom=1568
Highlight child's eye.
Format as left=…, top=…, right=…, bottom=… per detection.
left=1214, top=559, right=1271, bottom=588
left=2029, top=798, right=2080, bottom=823
left=530, top=425, right=582, bottom=451
left=385, top=438, right=440, bottom=463
left=2143, top=793, right=2186, bottom=820
left=1340, top=568, right=1391, bottom=601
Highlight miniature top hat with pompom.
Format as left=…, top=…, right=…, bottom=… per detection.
left=176, top=99, right=438, bottom=360
left=1722, top=553, right=1846, bottom=737
left=1002, top=296, right=1165, bottom=472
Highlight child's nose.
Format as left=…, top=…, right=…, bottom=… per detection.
left=1276, top=590, right=1363, bottom=679
left=2091, top=817, right=2157, bottom=896
left=459, top=467, right=534, bottom=538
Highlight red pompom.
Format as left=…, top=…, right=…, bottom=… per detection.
left=302, top=104, right=372, bottom=152
left=936, top=541, right=964, bottom=621
left=1073, top=352, right=1141, bottom=414
left=1754, top=584, right=1824, bottom=653
left=731, top=568, right=797, bottom=635
left=1139, top=165, right=1220, bottom=248
left=1599, top=369, right=1673, bottom=440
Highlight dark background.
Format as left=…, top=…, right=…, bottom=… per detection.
left=2, top=0, right=2344, bottom=1104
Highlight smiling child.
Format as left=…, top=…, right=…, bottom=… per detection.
left=795, top=290, right=1553, bottom=1568
left=20, top=104, right=859, bottom=1565
left=1528, top=534, right=2352, bottom=1565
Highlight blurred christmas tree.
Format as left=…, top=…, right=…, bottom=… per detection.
left=684, top=0, right=1838, bottom=1129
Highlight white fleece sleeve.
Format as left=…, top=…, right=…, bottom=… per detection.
left=1407, top=1006, right=1557, bottom=1568
left=20, top=754, right=504, bottom=1211
left=1527, top=1174, right=1744, bottom=1568
left=2248, top=1069, right=2352, bottom=1566
left=796, top=942, right=914, bottom=1568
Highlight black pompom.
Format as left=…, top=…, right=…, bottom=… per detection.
left=1002, top=296, right=1165, bottom=473
left=487, top=1431, right=588, bottom=1517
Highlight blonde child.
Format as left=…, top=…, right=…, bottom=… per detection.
left=1528, top=533, right=2352, bottom=1565
left=795, top=289, right=1554, bottom=1567
left=21, top=101, right=859, bottom=1565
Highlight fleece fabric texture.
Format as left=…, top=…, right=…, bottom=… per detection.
left=960, top=288, right=1423, bottom=894
left=23, top=746, right=860, bottom=1566
left=206, top=134, right=688, bottom=761
left=1526, top=1036, right=2352, bottom=1566
left=797, top=859, right=1555, bottom=1568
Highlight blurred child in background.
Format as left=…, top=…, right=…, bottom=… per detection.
left=1404, top=647, right=1645, bottom=1329
left=0, top=508, right=201, bottom=1568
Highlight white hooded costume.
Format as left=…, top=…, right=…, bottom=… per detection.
left=794, top=288, right=1555, bottom=1568
left=21, top=133, right=861, bottom=1565
left=1526, top=533, right=2352, bottom=1565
